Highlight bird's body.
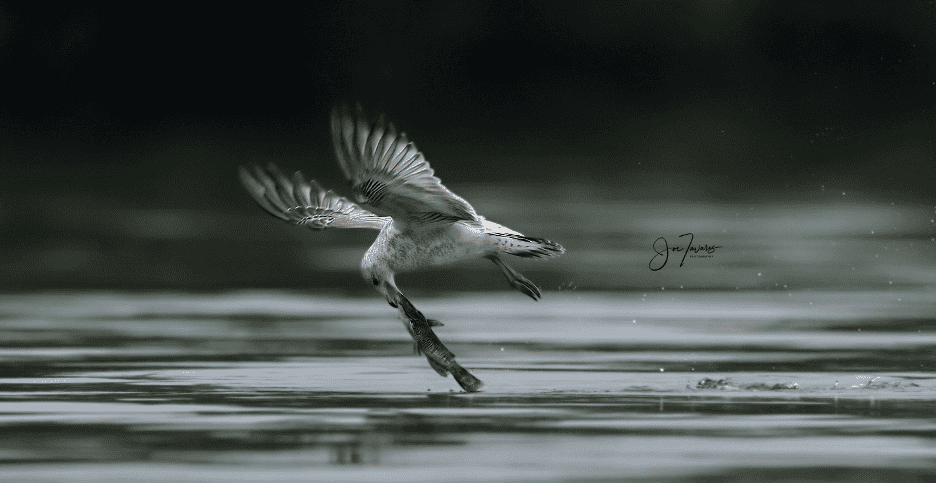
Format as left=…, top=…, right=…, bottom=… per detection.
left=365, top=217, right=538, bottom=274
left=239, top=104, right=564, bottom=392
left=367, top=220, right=485, bottom=274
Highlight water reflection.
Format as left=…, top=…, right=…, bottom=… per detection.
left=1, top=291, right=935, bottom=480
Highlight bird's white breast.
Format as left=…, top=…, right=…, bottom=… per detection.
left=369, top=221, right=490, bottom=273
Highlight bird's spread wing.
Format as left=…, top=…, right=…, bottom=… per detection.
left=239, top=163, right=390, bottom=231
left=331, top=104, right=478, bottom=227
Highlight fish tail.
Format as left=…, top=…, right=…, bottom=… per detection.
left=450, top=363, right=484, bottom=392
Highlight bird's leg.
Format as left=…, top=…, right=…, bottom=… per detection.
left=487, top=255, right=542, bottom=301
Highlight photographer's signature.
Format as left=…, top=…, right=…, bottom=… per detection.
left=649, top=232, right=722, bottom=271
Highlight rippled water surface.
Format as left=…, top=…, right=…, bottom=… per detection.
left=1, top=290, right=935, bottom=481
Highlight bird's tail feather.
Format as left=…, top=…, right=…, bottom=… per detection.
left=491, top=233, right=565, bottom=258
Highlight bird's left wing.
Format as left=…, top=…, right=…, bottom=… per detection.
left=238, top=163, right=390, bottom=230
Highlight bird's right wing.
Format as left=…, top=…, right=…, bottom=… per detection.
left=238, top=163, right=390, bottom=231
left=331, top=104, right=478, bottom=227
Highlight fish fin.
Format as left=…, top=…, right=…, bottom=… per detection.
left=427, top=318, right=444, bottom=327
left=450, top=363, right=483, bottom=392
left=425, top=356, right=449, bottom=377
left=413, top=342, right=422, bottom=356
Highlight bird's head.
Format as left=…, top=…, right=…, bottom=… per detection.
left=362, top=266, right=397, bottom=308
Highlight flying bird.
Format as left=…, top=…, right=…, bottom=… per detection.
left=238, top=104, right=565, bottom=391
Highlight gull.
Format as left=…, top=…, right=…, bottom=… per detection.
left=238, top=104, right=565, bottom=390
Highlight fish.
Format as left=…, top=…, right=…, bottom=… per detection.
left=398, top=294, right=484, bottom=392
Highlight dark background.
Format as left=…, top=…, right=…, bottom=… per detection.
left=1, top=1, right=934, bottom=291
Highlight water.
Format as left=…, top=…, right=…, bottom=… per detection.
left=1, top=290, right=935, bottom=481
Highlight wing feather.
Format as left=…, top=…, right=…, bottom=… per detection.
left=238, top=163, right=390, bottom=231
left=331, top=104, right=478, bottom=227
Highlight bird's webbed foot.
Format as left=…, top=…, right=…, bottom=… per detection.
left=488, top=256, right=542, bottom=301
left=508, top=272, right=541, bottom=301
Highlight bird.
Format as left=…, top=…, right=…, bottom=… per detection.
left=238, top=104, right=565, bottom=390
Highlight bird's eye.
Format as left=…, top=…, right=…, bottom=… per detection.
left=372, top=278, right=379, bottom=286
